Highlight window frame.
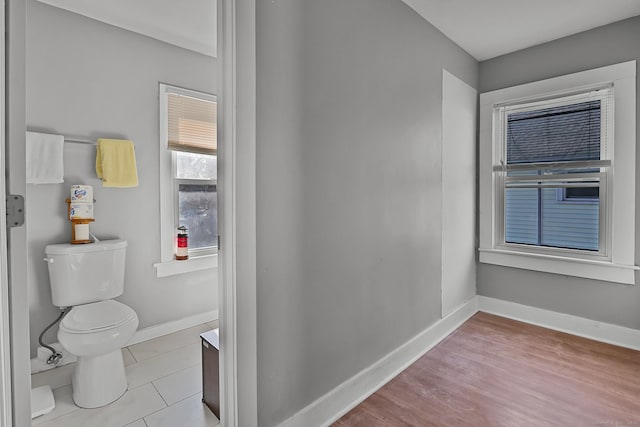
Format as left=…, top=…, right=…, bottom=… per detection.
left=155, top=83, right=218, bottom=278
left=479, top=61, right=637, bottom=284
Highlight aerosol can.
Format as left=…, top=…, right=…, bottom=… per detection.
left=176, top=226, right=188, bottom=260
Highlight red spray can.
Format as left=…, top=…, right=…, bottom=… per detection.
left=176, top=226, right=188, bottom=260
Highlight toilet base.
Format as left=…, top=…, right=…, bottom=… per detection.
left=72, top=350, right=127, bottom=408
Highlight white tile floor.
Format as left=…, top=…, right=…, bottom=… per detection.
left=31, top=321, right=220, bottom=427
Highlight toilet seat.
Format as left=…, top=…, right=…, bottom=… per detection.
left=61, top=300, right=137, bottom=334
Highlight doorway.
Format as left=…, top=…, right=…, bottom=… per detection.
left=1, top=0, right=254, bottom=425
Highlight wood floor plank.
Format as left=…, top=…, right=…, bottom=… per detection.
left=334, top=312, right=640, bottom=426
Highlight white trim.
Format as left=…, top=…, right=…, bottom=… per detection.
left=480, top=61, right=635, bottom=107
left=218, top=0, right=248, bottom=425
left=218, top=0, right=237, bottom=423
left=127, top=310, right=219, bottom=346
left=160, top=84, right=216, bottom=105
left=6, top=1, right=31, bottom=424
left=279, top=297, right=479, bottom=427
left=154, top=253, right=218, bottom=278
left=479, top=248, right=638, bottom=285
left=478, top=296, right=640, bottom=351
left=0, top=1, right=12, bottom=423
left=479, top=60, right=637, bottom=284
left=159, top=84, right=176, bottom=263
left=29, top=310, right=219, bottom=376
left=224, top=0, right=258, bottom=423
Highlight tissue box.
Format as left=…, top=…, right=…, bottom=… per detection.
left=69, top=203, right=94, bottom=219
left=70, top=185, right=93, bottom=203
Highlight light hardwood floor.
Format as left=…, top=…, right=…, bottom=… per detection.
left=334, top=312, right=640, bottom=426
left=30, top=321, right=220, bottom=427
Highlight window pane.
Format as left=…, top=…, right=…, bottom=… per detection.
left=176, top=151, right=217, bottom=180
left=505, top=187, right=539, bottom=245
left=507, top=100, right=601, bottom=164
left=541, top=187, right=599, bottom=250
left=565, top=187, right=599, bottom=200
left=178, top=184, right=217, bottom=249
left=505, top=186, right=599, bottom=251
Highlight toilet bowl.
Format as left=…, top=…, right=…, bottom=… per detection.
left=45, top=239, right=138, bottom=409
left=58, top=300, right=139, bottom=408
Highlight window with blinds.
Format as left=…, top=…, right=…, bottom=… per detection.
left=479, top=61, right=637, bottom=284
left=494, top=87, right=612, bottom=254
left=159, top=84, right=218, bottom=256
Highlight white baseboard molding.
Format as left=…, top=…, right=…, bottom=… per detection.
left=278, top=297, right=479, bottom=427
left=30, top=310, right=218, bottom=375
left=30, top=343, right=76, bottom=374
left=278, top=295, right=640, bottom=427
left=478, top=296, right=640, bottom=351
left=128, top=309, right=218, bottom=347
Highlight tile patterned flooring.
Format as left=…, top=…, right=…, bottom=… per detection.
left=31, top=321, right=220, bottom=427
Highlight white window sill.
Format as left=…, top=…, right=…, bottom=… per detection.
left=154, top=254, right=218, bottom=278
left=479, top=248, right=638, bottom=285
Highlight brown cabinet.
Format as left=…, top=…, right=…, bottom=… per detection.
left=200, top=329, right=220, bottom=419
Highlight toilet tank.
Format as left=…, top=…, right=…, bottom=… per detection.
left=44, top=239, right=128, bottom=307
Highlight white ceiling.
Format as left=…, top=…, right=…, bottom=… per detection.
left=36, top=0, right=217, bottom=57
left=37, top=0, right=640, bottom=61
left=403, top=0, right=640, bottom=60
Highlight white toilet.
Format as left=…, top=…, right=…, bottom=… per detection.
left=44, top=239, right=139, bottom=409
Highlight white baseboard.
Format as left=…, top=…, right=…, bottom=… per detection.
left=30, top=343, right=76, bottom=374
left=278, top=295, right=640, bottom=427
left=127, top=309, right=218, bottom=346
left=278, top=297, right=479, bottom=427
left=30, top=310, right=218, bottom=374
left=478, top=296, right=640, bottom=351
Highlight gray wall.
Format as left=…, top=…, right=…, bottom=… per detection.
left=478, top=16, right=640, bottom=329
left=255, top=0, right=478, bottom=425
left=26, top=1, right=218, bottom=357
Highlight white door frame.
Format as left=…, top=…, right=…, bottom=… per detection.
left=5, top=0, right=30, bottom=425
left=218, top=0, right=238, bottom=424
left=0, top=1, right=13, bottom=424
left=218, top=0, right=258, bottom=426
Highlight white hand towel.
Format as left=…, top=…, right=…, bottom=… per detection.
left=26, top=131, right=64, bottom=184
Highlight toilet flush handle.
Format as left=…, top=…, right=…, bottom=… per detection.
left=43, top=257, right=54, bottom=264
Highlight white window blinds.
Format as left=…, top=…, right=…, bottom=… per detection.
left=166, top=88, right=217, bottom=155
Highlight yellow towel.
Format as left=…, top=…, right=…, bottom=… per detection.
left=96, top=139, right=139, bottom=188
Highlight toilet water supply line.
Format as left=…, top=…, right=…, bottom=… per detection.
left=38, top=307, right=69, bottom=365
left=38, top=233, right=98, bottom=365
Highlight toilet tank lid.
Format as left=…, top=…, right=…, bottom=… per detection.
left=45, top=239, right=127, bottom=255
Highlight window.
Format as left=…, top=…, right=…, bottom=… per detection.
left=156, top=84, right=218, bottom=277
left=501, top=91, right=608, bottom=254
left=479, top=61, right=637, bottom=284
